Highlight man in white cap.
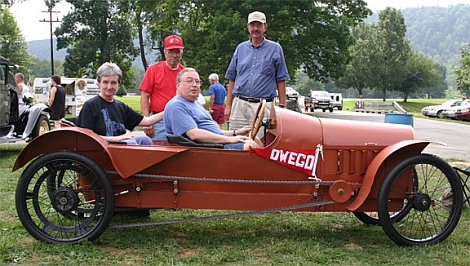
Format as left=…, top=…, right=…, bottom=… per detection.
left=225, top=11, right=289, bottom=137
left=139, top=35, right=185, bottom=140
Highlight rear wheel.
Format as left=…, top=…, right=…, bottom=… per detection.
left=15, top=151, right=115, bottom=244
left=378, top=154, right=463, bottom=246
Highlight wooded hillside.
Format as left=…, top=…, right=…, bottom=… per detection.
left=367, top=4, right=470, bottom=66
left=28, top=4, right=470, bottom=71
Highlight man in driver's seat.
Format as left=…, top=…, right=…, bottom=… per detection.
left=164, top=68, right=262, bottom=150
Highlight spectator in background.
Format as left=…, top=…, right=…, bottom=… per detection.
left=139, top=35, right=185, bottom=140
left=14, top=73, right=30, bottom=115
left=225, top=11, right=289, bottom=137
left=48, top=75, right=66, bottom=129
left=208, top=73, right=226, bottom=128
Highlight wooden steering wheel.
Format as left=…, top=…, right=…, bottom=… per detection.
left=249, top=99, right=266, bottom=140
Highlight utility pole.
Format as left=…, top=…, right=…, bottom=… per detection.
left=40, top=8, right=61, bottom=76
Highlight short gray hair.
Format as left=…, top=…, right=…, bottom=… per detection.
left=96, top=62, right=122, bottom=83
left=208, top=73, right=219, bottom=81
left=176, top=68, right=198, bottom=82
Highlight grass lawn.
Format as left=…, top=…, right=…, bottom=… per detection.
left=1, top=143, right=470, bottom=264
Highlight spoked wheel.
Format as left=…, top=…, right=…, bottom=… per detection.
left=15, top=151, right=115, bottom=244
left=378, top=154, right=463, bottom=246
left=249, top=99, right=266, bottom=139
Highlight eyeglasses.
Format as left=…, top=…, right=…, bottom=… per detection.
left=182, top=77, right=202, bottom=86
left=165, top=49, right=182, bottom=55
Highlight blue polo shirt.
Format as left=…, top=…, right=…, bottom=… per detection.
left=164, top=96, right=222, bottom=136
left=209, top=82, right=226, bottom=104
left=225, top=38, right=289, bottom=98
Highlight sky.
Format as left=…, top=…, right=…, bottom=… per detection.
left=9, top=0, right=470, bottom=42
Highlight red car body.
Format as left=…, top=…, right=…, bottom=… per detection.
left=13, top=106, right=463, bottom=246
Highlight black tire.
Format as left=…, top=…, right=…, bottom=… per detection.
left=31, top=114, right=50, bottom=139
left=339, top=107, right=343, bottom=111
left=437, top=110, right=444, bottom=119
left=353, top=201, right=413, bottom=225
left=353, top=212, right=380, bottom=225
left=378, top=154, right=463, bottom=246
left=329, top=107, right=333, bottom=112
left=15, top=151, right=115, bottom=244
left=322, top=108, right=326, bottom=112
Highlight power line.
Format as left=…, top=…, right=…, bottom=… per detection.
left=40, top=8, right=61, bottom=75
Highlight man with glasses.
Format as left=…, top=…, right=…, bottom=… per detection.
left=225, top=11, right=289, bottom=137
left=140, top=35, right=185, bottom=140
left=164, top=68, right=261, bottom=150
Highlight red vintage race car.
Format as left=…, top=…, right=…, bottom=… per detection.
left=12, top=103, right=463, bottom=246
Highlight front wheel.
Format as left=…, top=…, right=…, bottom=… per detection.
left=437, top=110, right=444, bottom=119
left=378, top=154, right=463, bottom=246
left=31, top=114, right=50, bottom=139
left=15, top=151, right=115, bottom=244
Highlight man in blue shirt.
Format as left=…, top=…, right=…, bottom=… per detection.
left=208, top=73, right=226, bottom=128
left=165, top=68, right=261, bottom=150
left=225, top=11, right=289, bottom=137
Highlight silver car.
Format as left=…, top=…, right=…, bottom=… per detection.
left=421, top=100, right=461, bottom=118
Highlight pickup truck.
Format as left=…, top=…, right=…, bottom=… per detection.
left=308, top=90, right=333, bottom=112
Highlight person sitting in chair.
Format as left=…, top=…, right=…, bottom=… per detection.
left=164, top=68, right=262, bottom=150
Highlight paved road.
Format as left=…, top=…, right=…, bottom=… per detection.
left=311, top=110, right=470, bottom=162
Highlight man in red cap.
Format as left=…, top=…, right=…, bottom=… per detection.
left=139, top=35, right=185, bottom=140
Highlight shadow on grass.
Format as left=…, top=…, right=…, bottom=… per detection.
left=100, top=210, right=389, bottom=249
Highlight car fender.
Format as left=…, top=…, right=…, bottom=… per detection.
left=12, top=127, right=189, bottom=178
left=347, top=140, right=430, bottom=211
left=21, top=103, right=51, bottom=138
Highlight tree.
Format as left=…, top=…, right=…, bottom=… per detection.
left=0, top=7, right=29, bottom=73
left=335, top=22, right=374, bottom=97
left=420, top=63, right=447, bottom=99
left=367, top=8, right=410, bottom=101
left=137, top=0, right=371, bottom=83
left=55, top=0, right=138, bottom=89
left=454, top=42, right=470, bottom=97
left=398, top=51, right=442, bottom=102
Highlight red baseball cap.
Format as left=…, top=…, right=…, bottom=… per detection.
left=164, top=35, right=184, bottom=50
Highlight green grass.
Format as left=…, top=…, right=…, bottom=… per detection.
left=1, top=144, right=470, bottom=265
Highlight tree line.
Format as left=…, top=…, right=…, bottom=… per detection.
left=1, top=0, right=469, bottom=99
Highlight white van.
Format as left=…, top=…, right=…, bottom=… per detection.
left=33, top=77, right=99, bottom=116
left=330, top=93, right=343, bottom=110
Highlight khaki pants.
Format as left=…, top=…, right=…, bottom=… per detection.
left=229, top=97, right=272, bottom=138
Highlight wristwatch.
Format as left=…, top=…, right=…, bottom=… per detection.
left=233, top=130, right=237, bottom=136
left=279, top=103, right=285, bottom=108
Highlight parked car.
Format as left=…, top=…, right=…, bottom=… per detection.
left=309, top=90, right=333, bottom=112
left=0, top=56, right=51, bottom=143
left=442, top=100, right=469, bottom=119
left=421, top=100, right=461, bottom=118
left=455, top=106, right=470, bottom=121
left=330, top=93, right=343, bottom=110
left=286, top=87, right=299, bottom=99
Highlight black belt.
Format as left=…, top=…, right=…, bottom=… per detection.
left=236, top=95, right=274, bottom=103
